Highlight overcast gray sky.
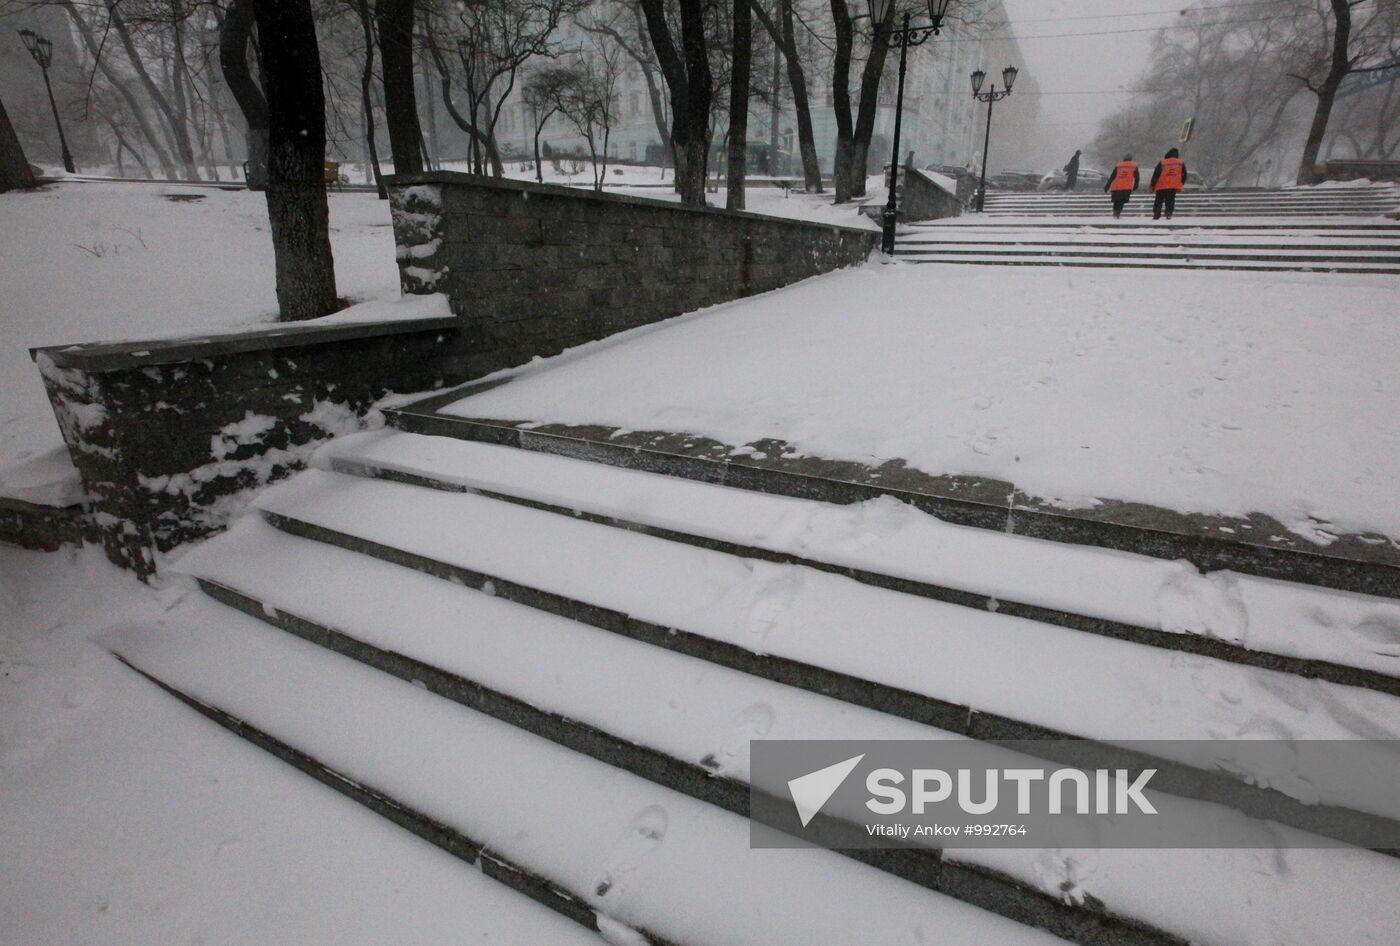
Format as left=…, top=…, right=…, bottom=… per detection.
left=999, top=0, right=1189, bottom=169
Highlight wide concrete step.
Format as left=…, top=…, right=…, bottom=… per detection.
left=897, top=235, right=1400, bottom=250
left=895, top=244, right=1400, bottom=262
left=904, top=222, right=1400, bottom=234
left=241, top=470, right=1400, bottom=826
left=894, top=253, right=1400, bottom=274
left=112, top=597, right=1064, bottom=946
left=163, top=515, right=1400, bottom=946
left=316, top=430, right=1400, bottom=695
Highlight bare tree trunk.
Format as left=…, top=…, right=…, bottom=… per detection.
left=639, top=0, right=713, bottom=206
left=351, top=0, right=387, bottom=198
left=768, top=25, right=780, bottom=173
left=220, top=0, right=270, bottom=189
left=377, top=0, right=425, bottom=176
left=0, top=94, right=37, bottom=192
left=252, top=0, right=339, bottom=321
left=169, top=6, right=200, bottom=177
left=751, top=0, right=822, bottom=191
left=61, top=0, right=179, bottom=180
left=830, top=0, right=855, bottom=202
left=419, top=71, right=439, bottom=170
left=848, top=18, right=893, bottom=199
left=1296, top=0, right=1352, bottom=184
left=727, top=0, right=752, bottom=210
left=830, top=0, right=892, bottom=201
left=109, top=120, right=154, bottom=178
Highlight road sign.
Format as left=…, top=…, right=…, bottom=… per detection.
left=1180, top=117, right=1194, bottom=144
left=1337, top=61, right=1400, bottom=100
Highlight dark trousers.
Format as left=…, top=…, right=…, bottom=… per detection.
left=1153, top=189, right=1178, bottom=219
left=1110, top=190, right=1131, bottom=217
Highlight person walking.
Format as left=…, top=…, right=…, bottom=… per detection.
left=1104, top=153, right=1139, bottom=218
left=1150, top=147, right=1187, bottom=220
left=1064, top=149, right=1082, bottom=191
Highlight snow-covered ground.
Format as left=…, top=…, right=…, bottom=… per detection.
left=0, top=544, right=603, bottom=945
left=0, top=182, right=400, bottom=488
left=448, top=261, right=1400, bottom=543
left=0, top=176, right=874, bottom=502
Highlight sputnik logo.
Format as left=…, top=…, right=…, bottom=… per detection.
left=787, top=754, right=865, bottom=827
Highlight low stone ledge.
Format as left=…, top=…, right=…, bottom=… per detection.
left=31, top=317, right=467, bottom=577
left=0, top=496, right=91, bottom=552
left=32, top=315, right=459, bottom=373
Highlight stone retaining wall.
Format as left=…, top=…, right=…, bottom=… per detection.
left=31, top=316, right=460, bottom=577
left=387, top=173, right=877, bottom=374
left=900, top=166, right=964, bottom=221
left=23, top=180, right=877, bottom=574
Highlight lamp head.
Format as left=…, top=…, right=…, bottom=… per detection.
left=867, top=0, right=894, bottom=25
left=928, top=0, right=953, bottom=32
left=970, top=69, right=985, bottom=95
left=20, top=29, right=54, bottom=68
left=1002, top=65, right=1018, bottom=92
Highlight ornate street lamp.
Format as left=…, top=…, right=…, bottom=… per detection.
left=871, top=0, right=955, bottom=256
left=970, top=64, right=1017, bottom=212
left=18, top=29, right=76, bottom=174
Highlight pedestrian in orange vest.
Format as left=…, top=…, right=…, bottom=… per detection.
left=1103, top=154, right=1139, bottom=218
left=1150, top=147, right=1187, bottom=220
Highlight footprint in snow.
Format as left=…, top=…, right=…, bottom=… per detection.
left=703, top=702, right=776, bottom=774
left=593, top=805, right=669, bottom=899
left=742, top=570, right=805, bottom=646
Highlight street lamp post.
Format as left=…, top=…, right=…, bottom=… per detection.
left=873, top=0, right=954, bottom=256
left=970, top=65, right=1017, bottom=212
left=18, top=29, right=76, bottom=174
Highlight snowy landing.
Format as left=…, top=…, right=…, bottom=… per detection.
left=443, top=261, right=1400, bottom=549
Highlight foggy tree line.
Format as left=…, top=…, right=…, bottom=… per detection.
left=0, top=0, right=1002, bottom=310
left=1, top=0, right=1002, bottom=205
left=1091, top=0, right=1400, bottom=185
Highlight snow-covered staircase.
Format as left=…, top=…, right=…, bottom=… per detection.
left=115, top=419, right=1400, bottom=945
left=976, top=184, right=1400, bottom=218
left=896, top=221, right=1400, bottom=273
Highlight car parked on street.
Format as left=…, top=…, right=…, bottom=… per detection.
left=1039, top=167, right=1107, bottom=191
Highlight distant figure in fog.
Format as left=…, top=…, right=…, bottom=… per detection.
left=1150, top=147, right=1187, bottom=220
left=1064, top=150, right=1081, bottom=191
left=1104, top=153, right=1139, bottom=218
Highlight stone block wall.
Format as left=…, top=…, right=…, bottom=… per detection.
left=32, top=316, right=460, bottom=577
left=387, top=173, right=878, bottom=374
left=23, top=177, right=878, bottom=574
left=900, top=166, right=963, bottom=221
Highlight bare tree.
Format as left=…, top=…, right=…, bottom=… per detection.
left=219, top=0, right=269, bottom=188
left=349, top=0, right=387, bottom=197
left=726, top=0, right=752, bottom=208
left=748, top=0, right=821, bottom=192
left=424, top=0, right=582, bottom=177
left=56, top=0, right=180, bottom=179
left=522, top=64, right=579, bottom=181
left=1287, top=0, right=1399, bottom=182
left=252, top=0, right=339, bottom=320
left=560, top=39, right=624, bottom=189
left=638, top=0, right=714, bottom=205
left=578, top=1, right=673, bottom=168
left=376, top=0, right=425, bottom=174
left=828, top=0, right=894, bottom=202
